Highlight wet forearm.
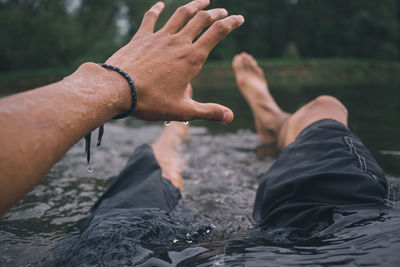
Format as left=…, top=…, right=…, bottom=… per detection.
left=0, top=0, right=244, bottom=216
left=0, top=63, right=130, bottom=215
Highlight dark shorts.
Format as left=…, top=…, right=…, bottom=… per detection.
left=54, top=120, right=396, bottom=265
left=253, top=119, right=394, bottom=232
left=90, top=119, right=393, bottom=232
left=90, top=144, right=181, bottom=215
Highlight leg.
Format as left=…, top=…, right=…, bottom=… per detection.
left=89, top=86, right=191, bottom=213
left=233, top=53, right=391, bottom=233
left=56, top=100, right=192, bottom=265
left=152, top=121, right=188, bottom=192
left=233, top=53, right=348, bottom=150
left=278, top=95, right=348, bottom=148
left=233, top=53, right=289, bottom=144
left=151, top=84, right=192, bottom=192
left=56, top=119, right=191, bottom=265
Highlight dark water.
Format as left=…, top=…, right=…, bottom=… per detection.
left=0, top=84, right=399, bottom=266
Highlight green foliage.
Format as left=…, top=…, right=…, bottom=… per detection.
left=0, top=0, right=120, bottom=71
left=225, top=0, right=399, bottom=60
left=194, top=59, right=400, bottom=89
left=283, top=42, right=301, bottom=59
left=0, top=0, right=399, bottom=72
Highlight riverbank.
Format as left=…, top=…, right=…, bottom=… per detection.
left=193, top=58, right=400, bottom=88
left=1, top=59, right=399, bottom=94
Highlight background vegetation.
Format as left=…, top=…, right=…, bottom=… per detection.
left=0, top=0, right=398, bottom=173
left=0, top=0, right=399, bottom=90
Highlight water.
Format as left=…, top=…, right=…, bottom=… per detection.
left=87, top=166, right=94, bottom=173
left=0, top=84, right=399, bottom=265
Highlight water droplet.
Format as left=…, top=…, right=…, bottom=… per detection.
left=88, top=166, right=94, bottom=173
left=214, top=259, right=224, bottom=266
left=184, top=121, right=189, bottom=125
left=173, top=239, right=178, bottom=244
left=164, top=121, right=171, bottom=126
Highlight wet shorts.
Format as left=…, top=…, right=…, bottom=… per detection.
left=90, top=144, right=182, bottom=215
left=253, top=119, right=394, bottom=232
left=90, top=119, right=393, bottom=233
left=53, top=120, right=395, bottom=265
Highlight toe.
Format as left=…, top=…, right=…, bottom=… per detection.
left=243, top=54, right=252, bottom=70
left=248, top=54, right=258, bottom=67
left=233, top=54, right=244, bottom=71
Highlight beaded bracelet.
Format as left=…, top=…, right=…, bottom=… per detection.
left=100, top=63, right=137, bottom=120
left=84, top=64, right=137, bottom=163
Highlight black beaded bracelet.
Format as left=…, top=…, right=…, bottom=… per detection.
left=99, top=63, right=137, bottom=119
left=83, top=63, right=137, bottom=164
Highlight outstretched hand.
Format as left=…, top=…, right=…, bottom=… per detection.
left=106, top=0, right=244, bottom=123
left=0, top=0, right=243, bottom=216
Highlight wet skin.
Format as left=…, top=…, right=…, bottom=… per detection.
left=0, top=0, right=244, bottom=216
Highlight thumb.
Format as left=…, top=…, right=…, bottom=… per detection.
left=191, top=100, right=234, bottom=124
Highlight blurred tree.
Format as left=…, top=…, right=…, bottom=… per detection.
left=291, top=0, right=400, bottom=60
left=0, top=0, right=120, bottom=71
left=212, top=0, right=399, bottom=60
left=0, top=0, right=80, bottom=70
left=71, top=0, right=120, bottom=64
left=0, top=0, right=399, bottom=72
left=283, top=42, right=301, bottom=59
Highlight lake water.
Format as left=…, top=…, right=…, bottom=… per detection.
left=0, top=83, right=399, bottom=265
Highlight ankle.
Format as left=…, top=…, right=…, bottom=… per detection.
left=256, top=110, right=290, bottom=144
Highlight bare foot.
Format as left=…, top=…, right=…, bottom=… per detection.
left=151, top=85, right=192, bottom=192
left=233, top=52, right=289, bottom=144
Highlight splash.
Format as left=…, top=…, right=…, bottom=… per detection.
left=87, top=166, right=94, bottom=173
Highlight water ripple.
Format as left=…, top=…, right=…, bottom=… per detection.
left=0, top=119, right=399, bottom=266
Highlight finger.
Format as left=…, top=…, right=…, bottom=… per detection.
left=190, top=100, right=234, bottom=124
left=161, top=0, right=210, bottom=34
left=232, top=53, right=245, bottom=70
left=179, top=8, right=228, bottom=41
left=138, top=2, right=165, bottom=33
left=194, top=15, right=245, bottom=53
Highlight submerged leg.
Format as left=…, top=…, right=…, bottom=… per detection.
left=233, top=54, right=390, bottom=233
left=89, top=85, right=192, bottom=213
left=151, top=85, right=192, bottom=192
left=233, top=52, right=348, bottom=150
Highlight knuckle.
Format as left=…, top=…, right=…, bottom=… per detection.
left=168, top=35, right=183, bottom=46
left=190, top=61, right=204, bottom=73
left=188, top=57, right=200, bottom=67
left=195, top=49, right=208, bottom=62
left=214, top=21, right=229, bottom=36
left=198, top=10, right=212, bottom=23
left=176, top=48, right=190, bottom=60
left=145, top=10, right=157, bottom=19
left=189, top=49, right=203, bottom=62
left=177, top=6, right=192, bottom=17
left=180, top=49, right=203, bottom=67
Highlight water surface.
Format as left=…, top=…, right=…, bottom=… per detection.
left=0, top=84, right=399, bottom=265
